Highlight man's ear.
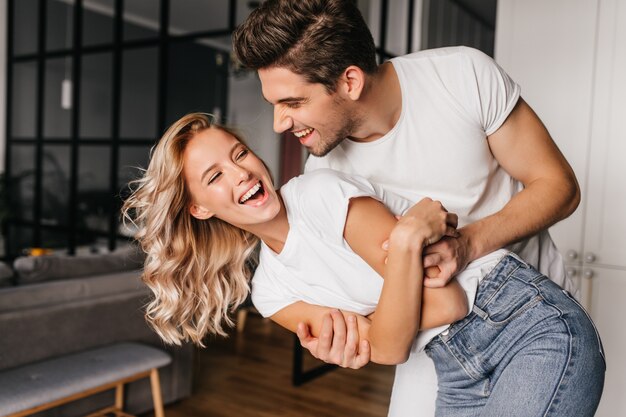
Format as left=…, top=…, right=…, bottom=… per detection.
left=340, top=65, right=366, bottom=101
left=189, top=204, right=214, bottom=220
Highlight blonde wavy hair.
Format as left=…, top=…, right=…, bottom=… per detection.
left=122, top=113, right=259, bottom=346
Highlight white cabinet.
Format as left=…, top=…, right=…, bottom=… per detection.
left=583, top=0, right=626, bottom=271
left=496, top=1, right=626, bottom=415
left=588, top=266, right=626, bottom=416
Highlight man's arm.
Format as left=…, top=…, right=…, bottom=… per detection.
left=419, top=97, right=580, bottom=287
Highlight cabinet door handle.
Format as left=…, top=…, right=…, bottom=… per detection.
left=583, top=269, right=594, bottom=279
left=566, top=250, right=578, bottom=261
left=566, top=268, right=578, bottom=277
left=584, top=253, right=596, bottom=263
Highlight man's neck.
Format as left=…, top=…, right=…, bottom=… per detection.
left=348, top=61, right=402, bottom=143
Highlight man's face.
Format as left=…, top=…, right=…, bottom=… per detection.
left=258, top=66, right=361, bottom=157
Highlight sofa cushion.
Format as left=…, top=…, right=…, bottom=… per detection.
left=13, top=245, right=145, bottom=285
left=0, top=261, right=13, bottom=287
left=0, top=269, right=146, bottom=313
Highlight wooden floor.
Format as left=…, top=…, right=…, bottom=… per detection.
left=143, top=312, right=395, bottom=417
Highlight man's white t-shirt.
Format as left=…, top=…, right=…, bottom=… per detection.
left=304, top=46, right=571, bottom=417
left=252, top=169, right=507, bottom=352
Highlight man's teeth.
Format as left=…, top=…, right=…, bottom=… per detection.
left=240, top=182, right=261, bottom=203
left=293, top=128, right=313, bottom=138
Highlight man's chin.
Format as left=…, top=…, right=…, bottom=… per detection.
left=308, top=137, right=344, bottom=157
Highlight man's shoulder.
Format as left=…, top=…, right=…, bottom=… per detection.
left=394, top=46, right=488, bottom=64
left=392, top=47, right=494, bottom=79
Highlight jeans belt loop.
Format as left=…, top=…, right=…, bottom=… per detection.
left=472, top=304, right=489, bottom=320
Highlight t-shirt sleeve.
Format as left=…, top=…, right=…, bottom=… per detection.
left=286, top=169, right=382, bottom=246
left=250, top=255, right=299, bottom=318
left=455, top=47, right=521, bottom=136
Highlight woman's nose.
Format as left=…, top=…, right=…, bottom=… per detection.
left=233, top=164, right=251, bottom=184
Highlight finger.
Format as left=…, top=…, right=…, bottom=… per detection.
left=345, top=315, right=359, bottom=358
left=445, top=226, right=459, bottom=238
left=423, top=276, right=447, bottom=288
left=296, top=322, right=310, bottom=342
left=425, top=265, right=440, bottom=279
left=424, top=261, right=457, bottom=287
left=317, top=313, right=334, bottom=357
left=423, top=253, right=442, bottom=268
left=446, top=212, right=458, bottom=229
left=353, top=340, right=371, bottom=369
left=423, top=240, right=445, bottom=255
left=297, top=322, right=318, bottom=351
left=330, top=309, right=348, bottom=349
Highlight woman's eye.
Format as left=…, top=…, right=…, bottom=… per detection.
left=207, top=172, right=221, bottom=185
left=236, top=149, right=249, bottom=160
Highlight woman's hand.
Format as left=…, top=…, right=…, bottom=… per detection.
left=389, top=198, right=459, bottom=251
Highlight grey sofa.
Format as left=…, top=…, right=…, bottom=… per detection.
left=0, top=254, right=194, bottom=416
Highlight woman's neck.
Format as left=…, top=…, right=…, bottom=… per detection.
left=242, top=192, right=290, bottom=254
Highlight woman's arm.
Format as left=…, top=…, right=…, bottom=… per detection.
left=345, top=196, right=460, bottom=363
left=272, top=196, right=466, bottom=365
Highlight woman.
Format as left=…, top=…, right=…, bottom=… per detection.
left=123, top=113, right=605, bottom=416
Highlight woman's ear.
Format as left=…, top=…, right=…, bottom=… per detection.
left=340, top=65, right=366, bottom=101
left=189, top=204, right=214, bottom=220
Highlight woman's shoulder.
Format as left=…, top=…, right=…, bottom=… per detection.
left=284, top=169, right=377, bottom=202
left=281, top=169, right=380, bottom=243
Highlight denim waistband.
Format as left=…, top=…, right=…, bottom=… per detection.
left=473, top=253, right=543, bottom=310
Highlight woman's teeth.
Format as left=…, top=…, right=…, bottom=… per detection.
left=293, top=128, right=313, bottom=138
left=239, top=182, right=261, bottom=204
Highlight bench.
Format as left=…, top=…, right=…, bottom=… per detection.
left=0, top=342, right=172, bottom=417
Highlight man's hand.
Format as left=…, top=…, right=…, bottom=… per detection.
left=382, top=198, right=465, bottom=286
left=422, top=233, right=471, bottom=287
left=296, top=309, right=370, bottom=369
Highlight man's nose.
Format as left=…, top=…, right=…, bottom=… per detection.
left=273, top=106, right=293, bottom=134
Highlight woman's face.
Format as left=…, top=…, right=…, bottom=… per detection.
left=183, top=127, right=280, bottom=228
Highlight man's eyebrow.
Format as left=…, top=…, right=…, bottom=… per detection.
left=262, top=96, right=306, bottom=105
left=200, top=143, right=240, bottom=183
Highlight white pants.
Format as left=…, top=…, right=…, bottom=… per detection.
left=388, top=349, right=437, bottom=417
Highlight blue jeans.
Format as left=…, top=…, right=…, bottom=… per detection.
left=424, top=254, right=606, bottom=417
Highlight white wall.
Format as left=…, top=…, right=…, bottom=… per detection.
left=0, top=0, right=6, bottom=173
left=226, top=1, right=281, bottom=181
left=227, top=72, right=280, bottom=183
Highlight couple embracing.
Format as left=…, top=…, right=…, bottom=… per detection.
left=124, top=1, right=605, bottom=416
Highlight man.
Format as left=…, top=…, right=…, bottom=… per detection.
left=233, top=0, right=579, bottom=415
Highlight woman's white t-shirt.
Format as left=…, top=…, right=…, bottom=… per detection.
left=251, top=169, right=507, bottom=352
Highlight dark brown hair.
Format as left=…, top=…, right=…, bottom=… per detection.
left=232, top=0, right=377, bottom=92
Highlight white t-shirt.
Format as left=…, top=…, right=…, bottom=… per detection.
left=304, top=46, right=571, bottom=417
left=252, top=169, right=507, bottom=352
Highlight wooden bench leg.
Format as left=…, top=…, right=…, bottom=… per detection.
left=115, top=383, right=124, bottom=410
left=150, top=368, right=165, bottom=417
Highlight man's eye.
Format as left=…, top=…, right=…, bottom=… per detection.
left=285, top=102, right=301, bottom=109
left=236, top=149, right=249, bottom=160
left=208, top=172, right=221, bottom=185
